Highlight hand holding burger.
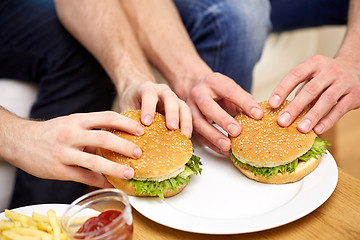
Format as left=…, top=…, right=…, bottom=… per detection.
left=230, top=101, right=330, bottom=184
left=98, top=110, right=202, bottom=199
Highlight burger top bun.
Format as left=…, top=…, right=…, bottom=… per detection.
left=99, top=110, right=193, bottom=181
left=230, top=100, right=317, bottom=168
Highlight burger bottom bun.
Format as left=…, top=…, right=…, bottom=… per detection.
left=105, top=175, right=187, bottom=197
left=232, top=156, right=321, bottom=184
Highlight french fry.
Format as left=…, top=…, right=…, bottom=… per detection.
left=9, top=227, right=52, bottom=240
left=47, top=210, right=61, bottom=240
left=0, top=221, right=14, bottom=231
left=36, top=221, right=52, bottom=233
left=4, top=210, right=36, bottom=227
left=0, top=209, right=71, bottom=240
left=1, top=230, right=24, bottom=240
left=33, top=212, right=95, bottom=225
left=32, top=213, right=49, bottom=223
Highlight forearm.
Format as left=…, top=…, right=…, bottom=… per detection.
left=54, top=0, right=156, bottom=95
left=120, top=0, right=212, bottom=98
left=0, top=107, right=28, bottom=166
left=335, top=0, right=360, bottom=68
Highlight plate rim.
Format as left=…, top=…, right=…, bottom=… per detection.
left=129, top=148, right=338, bottom=235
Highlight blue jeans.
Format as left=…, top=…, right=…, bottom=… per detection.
left=174, top=0, right=349, bottom=92
left=0, top=0, right=348, bottom=208
left=0, top=0, right=115, bottom=208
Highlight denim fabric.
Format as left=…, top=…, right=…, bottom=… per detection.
left=174, top=0, right=349, bottom=92
left=270, top=0, right=349, bottom=32
left=0, top=0, right=115, bottom=208
left=174, top=0, right=271, bottom=93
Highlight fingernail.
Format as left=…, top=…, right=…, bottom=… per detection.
left=227, top=123, right=240, bottom=136
left=136, top=125, right=144, bottom=135
left=298, top=119, right=311, bottom=132
left=182, top=127, right=192, bottom=138
left=124, top=168, right=134, bottom=179
left=133, top=147, right=142, bottom=158
left=314, top=123, right=324, bottom=134
left=270, top=94, right=281, bottom=107
left=143, top=115, right=152, bottom=125
left=217, top=138, right=230, bottom=152
left=278, top=112, right=291, bottom=126
left=251, top=107, right=262, bottom=119
left=170, top=118, right=178, bottom=129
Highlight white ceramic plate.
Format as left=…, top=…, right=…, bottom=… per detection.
left=129, top=141, right=338, bottom=234
left=0, top=203, right=70, bottom=220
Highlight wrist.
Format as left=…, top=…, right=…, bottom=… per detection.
left=112, top=56, right=157, bottom=96
left=163, top=58, right=213, bottom=100
left=0, top=109, right=30, bottom=165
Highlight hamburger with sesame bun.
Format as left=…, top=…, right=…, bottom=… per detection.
left=230, top=100, right=330, bottom=184
left=97, top=110, right=202, bottom=199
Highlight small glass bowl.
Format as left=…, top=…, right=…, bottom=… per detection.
left=61, top=188, right=133, bottom=240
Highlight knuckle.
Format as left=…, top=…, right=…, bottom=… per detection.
left=334, top=105, right=346, bottom=117
left=56, top=129, right=74, bottom=143
left=323, top=93, right=337, bottom=105
left=51, top=164, right=66, bottom=176
left=288, top=103, right=302, bottom=115
left=204, top=73, right=218, bottom=86
left=158, top=83, right=171, bottom=90
left=324, top=115, right=336, bottom=128
left=189, top=86, right=200, bottom=99
left=83, top=157, right=97, bottom=170
left=95, top=132, right=108, bottom=146
left=222, top=87, right=238, bottom=100
left=102, top=111, right=117, bottom=124
left=197, top=98, right=212, bottom=112
left=309, top=110, right=322, bottom=121
left=311, top=54, right=326, bottom=63
left=163, top=89, right=177, bottom=98
left=192, top=117, right=202, bottom=130
left=52, top=146, right=66, bottom=160
left=141, top=81, right=153, bottom=88
left=288, top=67, right=304, bottom=79
left=302, top=83, right=318, bottom=96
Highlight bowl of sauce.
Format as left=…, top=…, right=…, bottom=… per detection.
left=61, top=188, right=133, bottom=240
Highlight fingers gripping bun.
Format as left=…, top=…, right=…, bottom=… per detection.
left=230, top=101, right=320, bottom=184
left=98, top=110, right=193, bottom=196
left=231, top=101, right=316, bottom=167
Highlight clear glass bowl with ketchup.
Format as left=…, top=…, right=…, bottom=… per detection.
left=61, top=188, right=133, bottom=240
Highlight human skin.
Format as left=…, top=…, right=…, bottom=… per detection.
left=269, top=0, right=360, bottom=135
left=0, top=108, right=145, bottom=188
left=55, top=0, right=263, bottom=155
left=54, top=0, right=192, bottom=138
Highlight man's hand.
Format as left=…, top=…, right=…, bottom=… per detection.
left=0, top=110, right=145, bottom=188
left=269, top=55, right=360, bottom=134
left=119, top=81, right=193, bottom=138
left=187, top=72, right=263, bottom=155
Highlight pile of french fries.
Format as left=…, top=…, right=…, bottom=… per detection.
left=0, top=209, right=90, bottom=240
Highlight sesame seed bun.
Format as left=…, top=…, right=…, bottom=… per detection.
left=230, top=100, right=318, bottom=183
left=97, top=110, right=193, bottom=196
left=231, top=101, right=316, bottom=167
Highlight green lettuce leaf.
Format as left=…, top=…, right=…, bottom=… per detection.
left=129, top=154, right=202, bottom=199
left=231, top=137, right=330, bottom=179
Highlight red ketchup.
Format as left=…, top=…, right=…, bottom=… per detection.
left=77, top=210, right=133, bottom=240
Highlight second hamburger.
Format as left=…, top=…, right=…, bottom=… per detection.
left=230, top=101, right=330, bottom=184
